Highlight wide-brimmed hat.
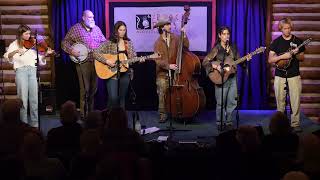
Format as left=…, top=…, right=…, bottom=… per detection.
left=153, top=15, right=171, bottom=28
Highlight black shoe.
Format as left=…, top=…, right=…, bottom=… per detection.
left=293, top=126, right=303, bottom=133
left=225, top=123, right=233, bottom=130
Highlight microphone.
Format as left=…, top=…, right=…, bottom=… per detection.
left=225, top=39, right=229, bottom=52
left=290, top=42, right=297, bottom=48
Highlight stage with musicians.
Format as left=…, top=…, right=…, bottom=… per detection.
left=1, top=0, right=320, bottom=180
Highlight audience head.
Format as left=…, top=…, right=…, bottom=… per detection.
left=21, top=131, right=45, bottom=160
left=283, top=171, right=309, bottom=180
left=60, top=100, right=78, bottom=125
left=105, top=107, right=128, bottom=130
left=85, top=110, right=104, bottom=129
left=80, top=129, right=101, bottom=154
left=236, top=125, right=261, bottom=152
left=269, top=111, right=291, bottom=135
left=1, top=99, right=23, bottom=124
left=298, top=134, right=320, bottom=174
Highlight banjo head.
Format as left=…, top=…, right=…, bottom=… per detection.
left=70, top=43, right=89, bottom=64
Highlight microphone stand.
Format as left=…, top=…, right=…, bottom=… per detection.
left=284, top=70, right=292, bottom=118
left=34, top=31, right=41, bottom=130
left=129, top=70, right=141, bottom=133
left=219, top=41, right=228, bottom=131
left=158, top=29, right=190, bottom=145
left=116, top=37, right=121, bottom=107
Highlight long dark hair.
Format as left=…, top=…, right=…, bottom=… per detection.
left=215, top=26, right=231, bottom=46
left=17, top=24, right=31, bottom=48
left=109, top=21, right=130, bottom=43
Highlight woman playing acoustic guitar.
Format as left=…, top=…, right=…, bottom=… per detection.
left=202, top=26, right=251, bottom=130
left=94, top=21, right=159, bottom=109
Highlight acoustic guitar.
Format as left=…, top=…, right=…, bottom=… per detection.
left=209, top=46, right=266, bottom=85
left=94, top=53, right=160, bottom=79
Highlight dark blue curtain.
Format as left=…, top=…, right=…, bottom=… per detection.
left=51, top=0, right=106, bottom=108
left=216, top=0, right=267, bottom=109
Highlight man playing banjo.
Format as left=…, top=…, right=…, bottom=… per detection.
left=62, top=10, right=106, bottom=119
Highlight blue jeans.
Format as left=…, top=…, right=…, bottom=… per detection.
left=215, top=76, right=237, bottom=125
left=15, top=66, right=38, bottom=126
left=106, top=73, right=130, bottom=109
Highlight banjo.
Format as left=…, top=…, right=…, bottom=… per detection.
left=69, top=43, right=93, bottom=64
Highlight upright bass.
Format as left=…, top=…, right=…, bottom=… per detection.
left=165, top=5, right=206, bottom=119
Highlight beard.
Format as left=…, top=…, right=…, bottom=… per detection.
left=84, top=20, right=95, bottom=28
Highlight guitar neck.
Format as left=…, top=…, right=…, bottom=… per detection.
left=123, top=55, right=149, bottom=64
left=296, top=39, right=310, bottom=50
left=235, top=51, right=259, bottom=65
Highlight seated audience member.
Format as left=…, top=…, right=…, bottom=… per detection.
left=46, top=100, right=82, bottom=169
left=297, top=134, right=320, bottom=180
left=263, top=111, right=299, bottom=153
left=22, top=132, right=67, bottom=180
left=85, top=110, right=104, bottom=129
left=262, top=111, right=300, bottom=179
left=283, top=171, right=309, bottom=180
left=234, top=125, right=271, bottom=180
left=70, top=129, right=102, bottom=180
left=96, top=107, right=150, bottom=180
left=84, top=110, right=104, bottom=138
left=0, top=99, right=37, bottom=158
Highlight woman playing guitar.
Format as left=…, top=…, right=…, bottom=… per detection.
left=202, top=26, right=251, bottom=130
left=94, top=21, right=159, bottom=109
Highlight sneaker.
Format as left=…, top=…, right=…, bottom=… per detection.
left=159, top=113, right=167, bottom=123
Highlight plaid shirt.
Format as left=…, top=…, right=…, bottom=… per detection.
left=93, top=40, right=137, bottom=63
left=61, top=22, right=106, bottom=61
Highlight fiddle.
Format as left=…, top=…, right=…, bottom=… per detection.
left=21, top=36, right=55, bottom=56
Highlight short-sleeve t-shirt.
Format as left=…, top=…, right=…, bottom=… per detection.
left=269, top=35, right=305, bottom=78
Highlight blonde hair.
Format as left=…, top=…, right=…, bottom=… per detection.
left=278, top=17, right=293, bottom=31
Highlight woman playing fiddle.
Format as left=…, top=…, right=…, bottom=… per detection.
left=4, top=24, right=54, bottom=127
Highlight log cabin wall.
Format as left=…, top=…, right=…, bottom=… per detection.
left=0, top=0, right=54, bottom=101
left=267, top=0, right=320, bottom=121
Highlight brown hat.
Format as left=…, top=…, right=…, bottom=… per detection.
left=153, top=15, right=171, bottom=28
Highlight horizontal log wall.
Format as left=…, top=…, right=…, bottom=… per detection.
left=0, top=0, right=53, bottom=100
left=269, top=0, right=320, bottom=121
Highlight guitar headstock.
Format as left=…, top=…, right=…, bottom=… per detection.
left=253, top=46, right=266, bottom=55
left=304, top=38, right=312, bottom=45
left=149, top=52, right=161, bottom=59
